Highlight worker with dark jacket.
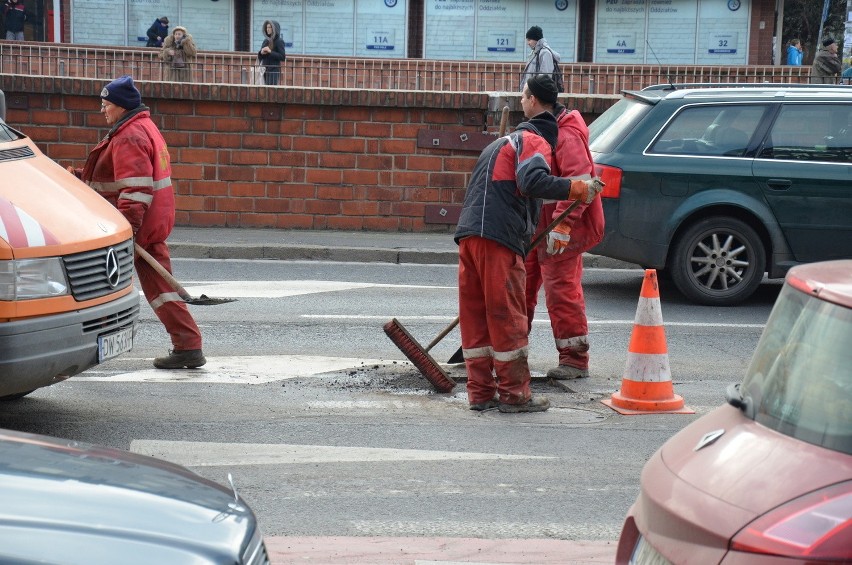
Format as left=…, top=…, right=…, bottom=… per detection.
left=67, top=76, right=205, bottom=370
left=454, top=74, right=604, bottom=414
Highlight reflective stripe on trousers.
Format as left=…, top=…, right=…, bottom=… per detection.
left=458, top=236, right=532, bottom=406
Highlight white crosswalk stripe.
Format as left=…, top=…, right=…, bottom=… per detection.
left=83, top=355, right=389, bottom=383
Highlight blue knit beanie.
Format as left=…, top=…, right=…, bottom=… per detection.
left=101, top=75, right=142, bottom=110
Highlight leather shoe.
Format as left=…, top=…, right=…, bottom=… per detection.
left=153, top=349, right=206, bottom=369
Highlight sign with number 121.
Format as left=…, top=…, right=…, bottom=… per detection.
left=488, top=31, right=516, bottom=52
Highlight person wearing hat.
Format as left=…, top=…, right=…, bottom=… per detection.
left=160, top=25, right=197, bottom=82
left=519, top=25, right=561, bottom=91
left=811, top=38, right=842, bottom=84
left=146, top=16, right=169, bottom=48
left=66, top=75, right=205, bottom=370
left=454, top=74, right=604, bottom=414
left=522, top=74, right=603, bottom=382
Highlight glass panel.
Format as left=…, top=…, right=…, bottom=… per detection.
left=741, top=285, right=852, bottom=455
left=588, top=98, right=651, bottom=154
left=759, top=104, right=852, bottom=163
left=649, top=104, right=764, bottom=157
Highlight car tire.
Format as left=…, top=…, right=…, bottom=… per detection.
left=670, top=217, right=765, bottom=306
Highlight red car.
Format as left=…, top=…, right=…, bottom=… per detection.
left=616, top=260, right=852, bottom=564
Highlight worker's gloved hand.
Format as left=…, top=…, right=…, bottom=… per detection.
left=569, top=177, right=605, bottom=204
left=546, top=223, right=572, bottom=255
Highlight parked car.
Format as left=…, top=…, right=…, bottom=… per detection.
left=0, top=427, right=269, bottom=564
left=615, top=260, right=851, bottom=564
left=0, top=91, right=139, bottom=399
left=588, top=84, right=852, bottom=305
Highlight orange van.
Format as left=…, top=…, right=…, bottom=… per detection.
left=0, top=91, right=139, bottom=399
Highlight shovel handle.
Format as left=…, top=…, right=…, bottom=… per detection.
left=425, top=315, right=460, bottom=352
left=133, top=243, right=192, bottom=302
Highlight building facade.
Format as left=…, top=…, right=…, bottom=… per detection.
left=12, top=0, right=780, bottom=65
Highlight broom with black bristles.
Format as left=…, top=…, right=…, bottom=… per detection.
left=382, top=106, right=512, bottom=393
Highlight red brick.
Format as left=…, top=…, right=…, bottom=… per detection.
left=217, top=197, right=255, bottom=212
left=195, top=101, right=232, bottom=116
left=342, top=169, right=378, bottom=185
left=317, top=186, right=354, bottom=200
left=305, top=121, right=341, bottom=136
left=341, top=200, right=379, bottom=215
left=305, top=199, right=342, bottom=214
left=176, top=115, right=216, bottom=130
left=230, top=183, right=268, bottom=197
left=45, top=144, right=88, bottom=159
left=205, top=133, right=243, bottom=148
left=187, top=211, right=227, bottom=226
left=319, top=153, right=357, bottom=169
left=240, top=213, right=279, bottom=228
left=306, top=169, right=342, bottom=184
left=276, top=215, right=315, bottom=229
left=363, top=216, right=401, bottom=230
left=257, top=167, right=296, bottom=182
left=27, top=127, right=60, bottom=143
left=355, top=122, right=392, bottom=138
left=172, top=164, right=205, bottom=179
left=393, top=171, right=428, bottom=186
left=219, top=166, right=256, bottom=181
left=230, top=150, right=270, bottom=165
left=175, top=195, right=207, bottom=211
left=180, top=148, right=218, bottom=164
left=357, top=155, right=393, bottom=170
left=293, top=137, right=329, bottom=152
left=190, top=180, right=230, bottom=196
left=379, top=139, right=415, bottom=154
left=407, top=156, right=444, bottom=171
left=256, top=198, right=292, bottom=213
left=31, top=110, right=69, bottom=126
left=430, top=172, right=467, bottom=188
left=337, top=107, right=371, bottom=122
left=242, top=134, right=281, bottom=150
left=326, top=216, right=366, bottom=230
left=329, top=137, right=366, bottom=153
left=216, top=117, right=253, bottom=132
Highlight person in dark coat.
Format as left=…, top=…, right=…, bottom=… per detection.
left=146, top=16, right=169, bottom=48
left=258, top=20, right=286, bottom=86
left=3, top=0, right=28, bottom=40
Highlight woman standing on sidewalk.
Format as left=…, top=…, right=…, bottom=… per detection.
left=258, top=20, right=286, bottom=86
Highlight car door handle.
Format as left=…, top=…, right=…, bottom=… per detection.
left=765, top=179, right=793, bottom=190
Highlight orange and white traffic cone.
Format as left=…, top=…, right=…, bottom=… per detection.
left=602, top=269, right=693, bottom=415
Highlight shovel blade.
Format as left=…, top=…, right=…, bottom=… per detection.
left=185, top=295, right=238, bottom=306
left=447, top=346, right=464, bottom=365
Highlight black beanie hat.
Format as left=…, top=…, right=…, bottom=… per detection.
left=101, top=75, right=142, bottom=111
left=526, top=26, right=543, bottom=41
left=527, top=74, right=558, bottom=104
left=823, top=38, right=836, bottom=47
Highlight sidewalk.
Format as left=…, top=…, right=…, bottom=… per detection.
left=168, top=227, right=637, bottom=268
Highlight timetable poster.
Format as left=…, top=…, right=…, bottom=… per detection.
left=356, top=0, right=407, bottom=57
left=476, top=0, right=524, bottom=61
left=252, top=0, right=303, bottom=52
left=696, top=0, right=749, bottom=64
left=595, top=0, right=647, bottom=63
left=425, top=0, right=476, bottom=60
left=525, top=0, right=578, bottom=64
left=646, top=0, right=697, bottom=64
left=306, top=0, right=355, bottom=56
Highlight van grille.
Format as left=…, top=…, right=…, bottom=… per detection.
left=63, top=239, right=135, bottom=301
left=81, top=304, right=140, bottom=334
left=0, top=146, right=35, bottom=162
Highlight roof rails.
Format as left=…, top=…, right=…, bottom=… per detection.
left=642, top=82, right=848, bottom=92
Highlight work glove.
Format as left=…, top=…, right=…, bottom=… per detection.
left=569, top=177, right=605, bottom=204
left=546, top=222, right=572, bottom=255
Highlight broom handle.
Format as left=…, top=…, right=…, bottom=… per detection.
left=134, top=243, right=193, bottom=302
left=424, top=106, right=512, bottom=353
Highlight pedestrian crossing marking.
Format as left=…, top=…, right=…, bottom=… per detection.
left=82, top=355, right=390, bottom=383
left=129, top=439, right=556, bottom=466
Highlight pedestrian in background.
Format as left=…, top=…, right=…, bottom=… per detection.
left=454, top=74, right=604, bottom=414
left=160, top=25, right=197, bottom=82
left=520, top=26, right=560, bottom=91
left=2, top=0, right=27, bottom=40
left=146, top=16, right=169, bottom=48
left=786, top=38, right=802, bottom=66
left=524, top=77, right=604, bottom=382
left=258, top=20, right=286, bottom=86
left=811, top=38, right=842, bottom=84
left=67, top=76, right=206, bottom=370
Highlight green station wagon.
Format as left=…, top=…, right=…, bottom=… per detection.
left=589, top=84, right=852, bottom=305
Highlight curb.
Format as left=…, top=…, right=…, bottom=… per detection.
left=168, top=242, right=639, bottom=269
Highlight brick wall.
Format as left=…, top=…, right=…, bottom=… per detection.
left=1, top=76, right=616, bottom=232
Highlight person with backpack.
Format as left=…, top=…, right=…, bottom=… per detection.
left=520, top=26, right=562, bottom=92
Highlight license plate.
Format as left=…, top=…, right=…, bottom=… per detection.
left=98, top=326, right=134, bottom=362
left=629, top=536, right=671, bottom=565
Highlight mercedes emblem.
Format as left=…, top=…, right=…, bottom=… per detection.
left=105, top=248, right=120, bottom=288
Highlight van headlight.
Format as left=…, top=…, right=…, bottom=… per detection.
left=0, top=258, right=69, bottom=300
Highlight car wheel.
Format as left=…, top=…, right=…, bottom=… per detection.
left=0, top=390, right=35, bottom=401
left=670, top=217, right=765, bottom=306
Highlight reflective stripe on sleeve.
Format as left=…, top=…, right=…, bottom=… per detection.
left=119, top=191, right=154, bottom=205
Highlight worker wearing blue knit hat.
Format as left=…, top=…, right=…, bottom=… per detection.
left=67, top=75, right=205, bottom=370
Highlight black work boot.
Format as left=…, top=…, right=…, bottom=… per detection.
left=469, top=399, right=499, bottom=411
left=498, top=395, right=550, bottom=413
left=153, top=349, right=206, bottom=369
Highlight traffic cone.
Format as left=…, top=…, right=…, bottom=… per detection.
left=602, top=269, right=693, bottom=415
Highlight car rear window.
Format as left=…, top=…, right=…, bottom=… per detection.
left=588, top=97, right=651, bottom=154
left=648, top=104, right=765, bottom=157
left=740, top=284, right=852, bottom=455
